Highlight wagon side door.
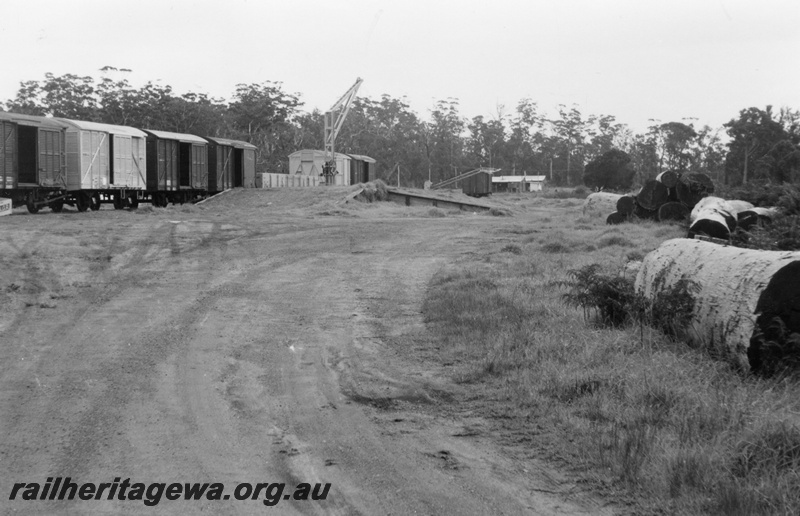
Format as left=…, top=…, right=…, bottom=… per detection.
left=38, top=128, right=65, bottom=188
left=1, top=121, right=17, bottom=189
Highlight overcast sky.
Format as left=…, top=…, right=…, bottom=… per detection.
left=1, top=0, right=798, bottom=133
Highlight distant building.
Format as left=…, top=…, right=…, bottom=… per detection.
left=288, top=149, right=375, bottom=186
left=492, top=175, right=546, bottom=192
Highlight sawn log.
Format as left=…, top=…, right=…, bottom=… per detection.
left=635, top=239, right=800, bottom=372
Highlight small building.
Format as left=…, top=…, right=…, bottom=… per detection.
left=288, top=149, right=376, bottom=186
left=492, top=175, right=546, bottom=193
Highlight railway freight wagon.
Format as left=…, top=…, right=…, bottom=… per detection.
left=144, top=130, right=208, bottom=206
left=0, top=112, right=68, bottom=212
left=232, top=139, right=256, bottom=188
left=204, top=137, right=234, bottom=193
left=57, top=118, right=148, bottom=210
left=462, top=171, right=493, bottom=197
left=348, top=154, right=376, bottom=185
left=203, top=137, right=257, bottom=191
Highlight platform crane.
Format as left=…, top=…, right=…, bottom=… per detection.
left=322, top=78, right=363, bottom=185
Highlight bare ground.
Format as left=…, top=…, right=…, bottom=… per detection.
left=0, top=188, right=616, bottom=515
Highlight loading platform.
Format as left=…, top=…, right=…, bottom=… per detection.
left=385, top=187, right=492, bottom=212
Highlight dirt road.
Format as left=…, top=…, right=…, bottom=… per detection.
left=1, top=189, right=614, bottom=515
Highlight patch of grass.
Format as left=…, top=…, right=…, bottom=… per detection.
left=541, top=242, right=571, bottom=253
left=537, top=186, right=590, bottom=199
left=489, top=207, right=512, bottom=217
left=598, top=235, right=635, bottom=248
left=626, top=250, right=645, bottom=262
left=421, top=216, right=800, bottom=514
left=501, top=244, right=522, bottom=255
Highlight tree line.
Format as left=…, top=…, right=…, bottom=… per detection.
left=3, top=68, right=799, bottom=190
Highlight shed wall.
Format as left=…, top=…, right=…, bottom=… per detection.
left=289, top=151, right=351, bottom=185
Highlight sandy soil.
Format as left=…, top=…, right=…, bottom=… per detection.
left=0, top=188, right=614, bottom=515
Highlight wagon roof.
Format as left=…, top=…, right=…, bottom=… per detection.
left=203, top=136, right=257, bottom=150
left=143, top=129, right=208, bottom=144
left=55, top=118, right=147, bottom=138
left=0, top=111, right=70, bottom=130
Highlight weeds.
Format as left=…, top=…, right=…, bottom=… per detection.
left=536, top=186, right=590, bottom=199
left=557, top=263, right=698, bottom=341
left=559, top=265, right=636, bottom=327
left=421, top=203, right=800, bottom=514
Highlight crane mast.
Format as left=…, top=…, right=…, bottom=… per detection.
left=322, top=77, right=363, bottom=185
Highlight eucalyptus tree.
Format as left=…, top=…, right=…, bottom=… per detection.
left=426, top=99, right=466, bottom=184
left=724, top=106, right=791, bottom=185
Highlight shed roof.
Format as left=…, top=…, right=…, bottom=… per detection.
left=348, top=154, right=376, bottom=163
left=492, top=175, right=546, bottom=183
left=289, top=149, right=351, bottom=160
left=0, top=111, right=69, bottom=130
left=56, top=118, right=147, bottom=138
left=203, top=136, right=257, bottom=150
left=143, top=129, right=207, bottom=144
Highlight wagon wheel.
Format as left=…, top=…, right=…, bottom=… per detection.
left=89, top=193, right=101, bottom=211
left=50, top=199, right=64, bottom=213
left=113, top=192, right=128, bottom=210
left=26, top=193, right=40, bottom=214
left=128, top=194, right=139, bottom=209
left=76, top=192, right=90, bottom=212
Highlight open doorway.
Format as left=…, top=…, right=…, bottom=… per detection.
left=179, top=142, right=192, bottom=187
left=233, top=148, right=243, bottom=187
left=17, top=125, right=37, bottom=184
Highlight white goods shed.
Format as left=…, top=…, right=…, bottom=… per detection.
left=288, top=149, right=352, bottom=186
left=492, top=175, right=546, bottom=192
